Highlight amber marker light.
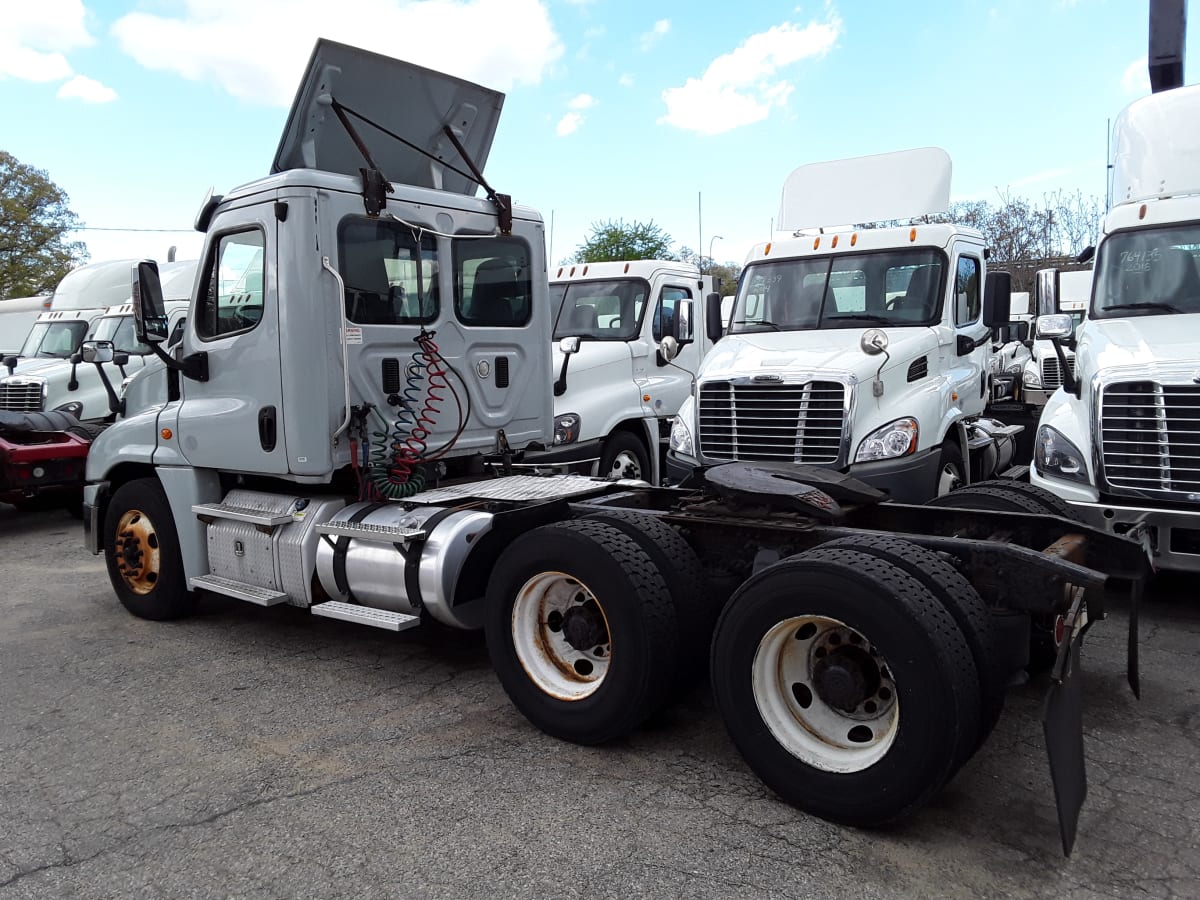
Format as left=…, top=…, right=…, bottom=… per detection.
left=642, top=394, right=651, bottom=402
left=909, top=227, right=918, bottom=242
left=813, top=237, right=821, bottom=249
left=161, top=428, right=173, bottom=440
left=1139, top=204, right=1148, bottom=220
left=764, top=243, right=772, bottom=255
left=850, top=232, right=858, bottom=246
left=831, top=235, right=839, bottom=248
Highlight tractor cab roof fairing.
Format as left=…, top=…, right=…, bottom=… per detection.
left=272, top=38, right=505, bottom=197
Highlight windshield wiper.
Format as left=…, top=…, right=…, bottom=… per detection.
left=732, top=320, right=783, bottom=331
left=822, top=314, right=891, bottom=324
left=1102, top=302, right=1182, bottom=314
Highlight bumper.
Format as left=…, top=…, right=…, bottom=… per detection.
left=1056, top=496, right=1200, bottom=573
left=847, top=448, right=941, bottom=504
left=664, top=450, right=699, bottom=486
left=1021, top=387, right=1056, bottom=407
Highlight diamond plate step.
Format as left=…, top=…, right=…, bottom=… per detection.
left=192, top=502, right=293, bottom=527
left=310, top=601, right=420, bottom=631
left=315, top=522, right=426, bottom=543
left=189, top=574, right=288, bottom=606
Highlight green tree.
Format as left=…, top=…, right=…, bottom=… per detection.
left=0, top=151, right=89, bottom=299
left=678, top=246, right=741, bottom=293
left=570, top=219, right=677, bottom=263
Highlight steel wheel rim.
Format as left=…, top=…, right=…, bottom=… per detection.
left=752, top=615, right=899, bottom=773
left=512, top=571, right=612, bottom=701
left=607, top=449, right=642, bottom=479
left=114, top=508, right=162, bottom=595
left=937, top=462, right=962, bottom=496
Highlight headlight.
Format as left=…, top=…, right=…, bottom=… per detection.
left=1022, top=366, right=1042, bottom=388
left=54, top=401, right=84, bottom=418
left=669, top=416, right=694, bottom=457
left=553, top=413, right=581, bottom=446
left=1034, top=425, right=1089, bottom=484
left=855, top=417, right=918, bottom=462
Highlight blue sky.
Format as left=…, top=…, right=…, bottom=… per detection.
left=3, top=0, right=1194, bottom=272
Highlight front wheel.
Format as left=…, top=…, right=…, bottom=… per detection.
left=935, top=441, right=965, bottom=497
left=710, top=548, right=980, bottom=827
left=103, top=477, right=194, bottom=620
left=598, top=431, right=650, bottom=482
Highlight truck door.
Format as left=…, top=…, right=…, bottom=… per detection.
left=949, top=253, right=989, bottom=416
left=174, top=208, right=287, bottom=473
left=643, top=283, right=701, bottom=418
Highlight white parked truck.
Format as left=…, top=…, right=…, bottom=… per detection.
left=666, top=149, right=1025, bottom=501
left=0, top=296, right=51, bottom=355
left=1020, top=268, right=1092, bottom=407
left=1031, top=82, right=1200, bottom=573
left=543, top=260, right=717, bottom=483
left=0, top=263, right=194, bottom=422
left=81, top=40, right=1148, bottom=855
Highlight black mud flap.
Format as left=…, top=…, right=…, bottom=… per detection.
left=1128, top=576, right=1142, bottom=699
left=1043, top=629, right=1086, bottom=857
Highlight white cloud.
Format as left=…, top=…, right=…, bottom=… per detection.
left=567, top=93, right=595, bottom=110
left=556, top=112, right=583, bottom=137
left=111, top=0, right=564, bottom=107
left=618, top=73, right=635, bottom=88
left=1121, top=56, right=1150, bottom=95
left=0, top=1, right=94, bottom=84
left=639, top=18, right=671, bottom=52
left=57, top=74, right=117, bottom=103
left=659, top=13, right=842, bottom=135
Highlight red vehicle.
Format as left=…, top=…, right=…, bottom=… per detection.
left=0, top=411, right=100, bottom=512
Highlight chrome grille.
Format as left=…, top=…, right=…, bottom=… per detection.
left=1100, top=381, right=1200, bottom=497
left=697, top=380, right=846, bottom=464
left=1040, top=355, right=1076, bottom=389
left=0, top=381, right=44, bottom=412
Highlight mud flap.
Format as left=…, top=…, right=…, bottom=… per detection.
left=1127, top=576, right=1141, bottom=699
left=1043, top=629, right=1086, bottom=857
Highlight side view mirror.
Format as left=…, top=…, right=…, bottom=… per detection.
left=1012, top=321, right=1030, bottom=343
left=81, top=340, right=116, bottom=364
left=558, top=336, right=581, bottom=355
left=1035, top=269, right=1058, bottom=318
left=3, top=355, right=18, bottom=375
left=673, top=298, right=694, bottom=344
left=114, top=351, right=130, bottom=367
left=659, top=336, right=680, bottom=362
left=132, top=259, right=169, bottom=344
left=982, top=271, right=1012, bottom=329
left=705, top=291, right=723, bottom=342
left=1076, top=245, right=1095, bottom=264
left=70, top=352, right=83, bottom=365
left=1036, top=314, right=1074, bottom=339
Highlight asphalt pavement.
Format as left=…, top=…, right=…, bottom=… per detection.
left=1, top=504, right=1198, bottom=899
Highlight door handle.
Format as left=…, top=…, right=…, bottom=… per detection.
left=258, top=406, right=277, bottom=452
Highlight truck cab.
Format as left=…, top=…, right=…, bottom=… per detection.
left=1031, top=83, right=1200, bottom=572
left=544, top=260, right=716, bottom=483
left=667, top=149, right=1016, bottom=502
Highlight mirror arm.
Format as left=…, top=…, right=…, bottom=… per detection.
left=553, top=354, right=570, bottom=397
left=67, top=362, right=79, bottom=392
left=91, top=360, right=123, bottom=416
left=1050, top=338, right=1079, bottom=396
left=148, top=342, right=209, bottom=382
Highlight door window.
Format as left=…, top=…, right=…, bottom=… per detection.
left=955, top=256, right=981, bottom=325
left=339, top=218, right=439, bottom=325
left=455, top=238, right=532, bottom=327
left=197, top=230, right=265, bottom=339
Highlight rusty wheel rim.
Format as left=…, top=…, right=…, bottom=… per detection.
left=114, top=508, right=162, bottom=595
left=511, top=571, right=612, bottom=701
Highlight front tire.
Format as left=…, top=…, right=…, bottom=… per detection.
left=710, top=549, right=980, bottom=827
left=103, top=477, right=194, bottom=620
left=485, top=519, right=679, bottom=744
left=598, top=431, right=650, bottom=482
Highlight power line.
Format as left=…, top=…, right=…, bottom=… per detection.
left=70, top=226, right=195, bottom=233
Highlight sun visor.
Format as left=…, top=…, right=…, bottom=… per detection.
left=272, top=39, right=505, bottom=196
left=778, top=147, right=952, bottom=231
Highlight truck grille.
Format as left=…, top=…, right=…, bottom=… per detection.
left=697, top=380, right=846, bottom=464
left=1100, top=381, right=1200, bottom=497
left=0, top=381, right=44, bottom=413
left=1041, top=355, right=1076, bottom=389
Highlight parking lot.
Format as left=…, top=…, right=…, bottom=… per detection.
left=1, top=504, right=1198, bottom=899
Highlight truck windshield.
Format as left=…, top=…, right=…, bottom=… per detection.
left=730, top=249, right=945, bottom=333
left=1092, top=225, right=1200, bottom=318
left=92, top=315, right=150, bottom=355
left=552, top=278, right=649, bottom=341
left=18, top=321, right=89, bottom=358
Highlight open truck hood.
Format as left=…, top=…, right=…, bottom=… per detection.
left=273, top=38, right=504, bottom=196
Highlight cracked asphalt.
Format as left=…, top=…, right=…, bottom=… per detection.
left=1, top=504, right=1198, bottom=899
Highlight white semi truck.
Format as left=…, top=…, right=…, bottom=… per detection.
left=0, top=263, right=194, bottom=422
left=543, top=260, right=717, bottom=483
left=666, top=149, right=1024, bottom=502
left=1020, top=268, right=1092, bottom=407
left=1032, top=82, right=1200, bottom=573
left=81, top=40, right=1148, bottom=854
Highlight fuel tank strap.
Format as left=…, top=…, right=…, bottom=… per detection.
left=333, top=502, right=386, bottom=600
